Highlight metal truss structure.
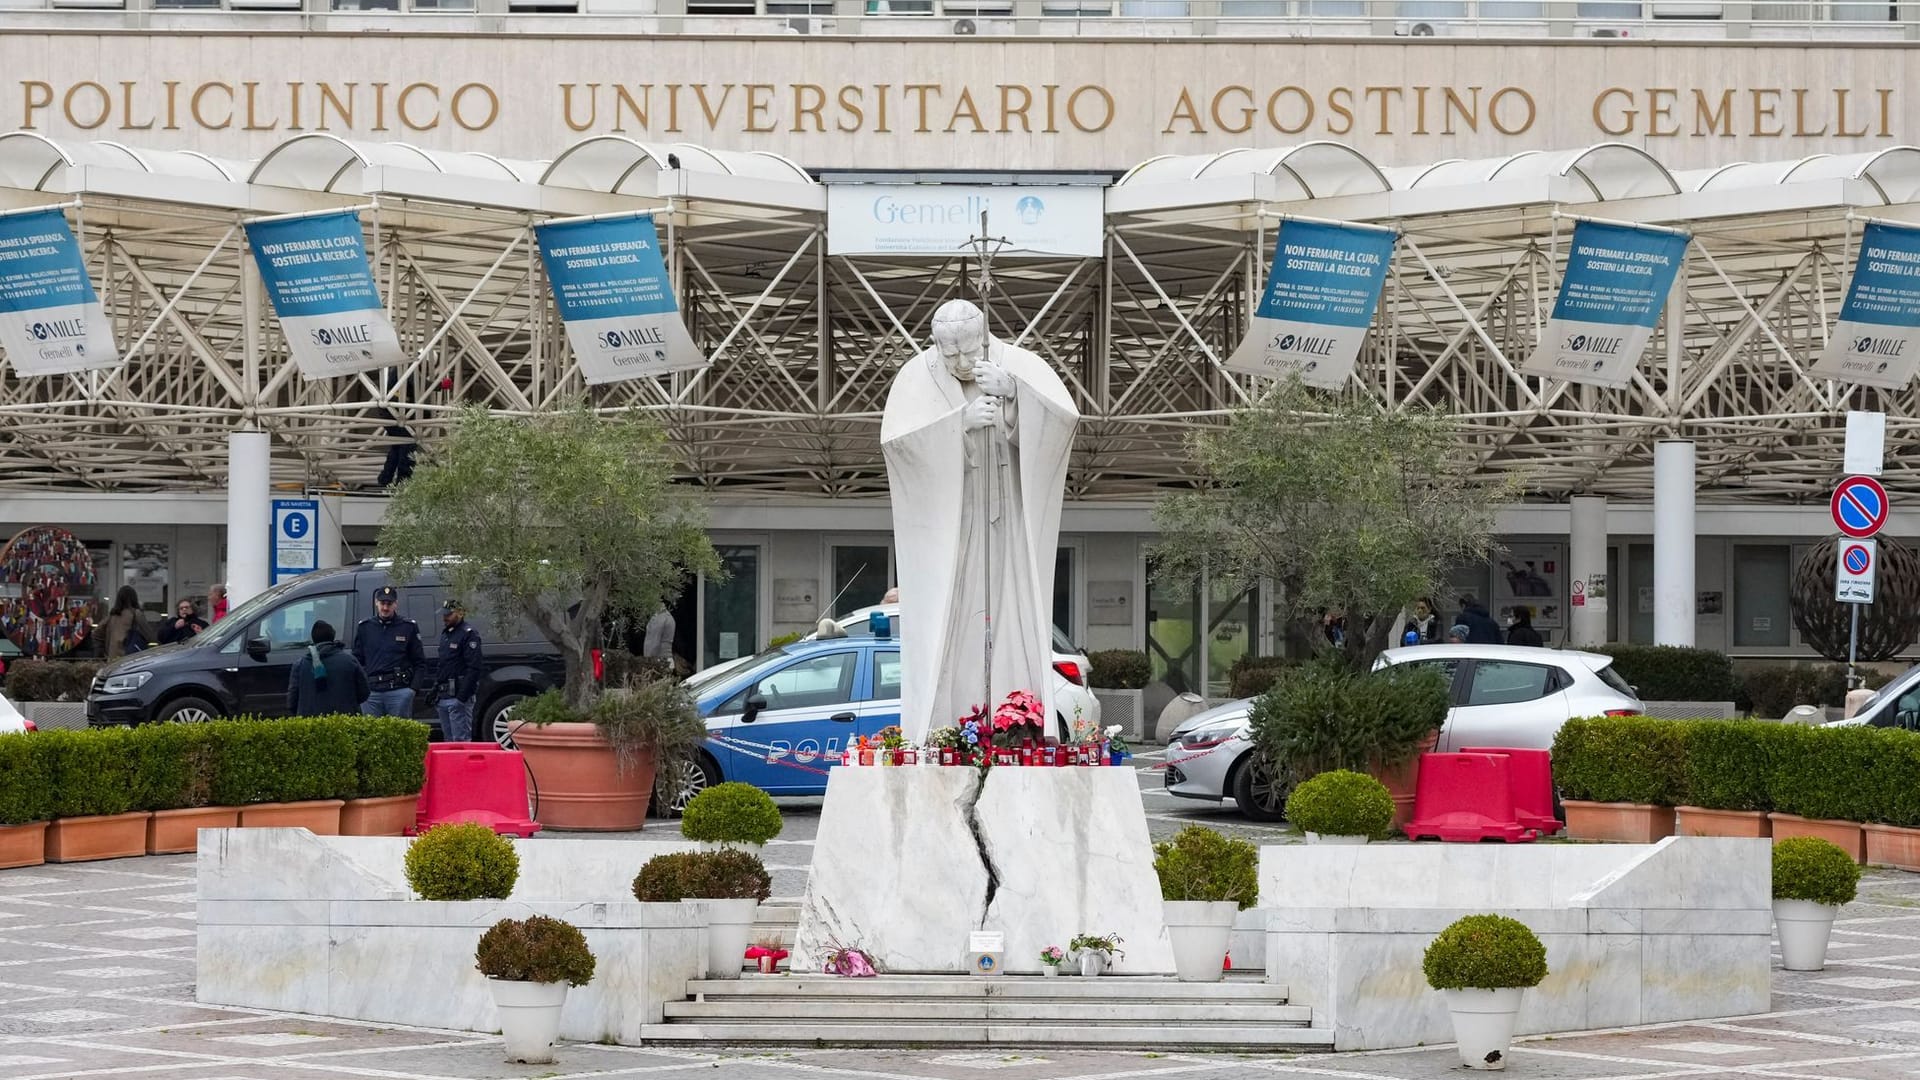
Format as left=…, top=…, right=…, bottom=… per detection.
left=0, top=131, right=1915, bottom=502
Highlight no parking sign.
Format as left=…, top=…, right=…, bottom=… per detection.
left=1836, top=539, right=1877, bottom=605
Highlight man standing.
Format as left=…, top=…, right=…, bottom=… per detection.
left=435, top=599, right=484, bottom=742
left=354, top=585, right=425, bottom=717
left=287, top=620, right=370, bottom=717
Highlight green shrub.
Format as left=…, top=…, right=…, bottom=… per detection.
left=1739, top=664, right=1893, bottom=718
left=475, top=915, right=596, bottom=986
left=1598, top=646, right=1738, bottom=703
left=589, top=681, right=707, bottom=797
left=1152, top=825, right=1259, bottom=909
left=680, top=782, right=782, bottom=845
left=39, top=728, right=139, bottom=818
left=1677, top=720, right=1773, bottom=812
left=1229, top=655, right=1300, bottom=699
left=1285, top=769, right=1395, bottom=839
left=6, top=661, right=73, bottom=702
left=1087, top=650, right=1152, bottom=690
left=1422, top=914, right=1549, bottom=991
left=631, top=849, right=771, bottom=902
left=0, top=733, right=52, bottom=824
left=602, top=651, right=672, bottom=689
left=1550, top=716, right=1687, bottom=805
left=1868, top=727, right=1920, bottom=829
left=208, top=717, right=357, bottom=806
left=1250, top=662, right=1447, bottom=779
left=510, top=689, right=580, bottom=728
left=347, top=716, right=429, bottom=798
left=404, top=822, right=519, bottom=900
left=1773, top=836, right=1861, bottom=906
left=1764, top=723, right=1880, bottom=823
left=128, top=723, right=217, bottom=812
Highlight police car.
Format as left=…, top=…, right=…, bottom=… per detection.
left=674, top=627, right=905, bottom=801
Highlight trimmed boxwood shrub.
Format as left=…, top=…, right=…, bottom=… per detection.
left=1550, top=716, right=1687, bottom=805
left=476, top=915, right=596, bottom=986
left=1739, top=664, right=1894, bottom=719
left=1087, top=650, right=1152, bottom=691
left=1285, top=769, right=1395, bottom=839
left=1422, top=914, right=1549, bottom=991
left=1151, top=825, right=1259, bottom=908
left=1773, top=836, right=1861, bottom=906
left=1598, top=645, right=1739, bottom=704
left=129, top=723, right=218, bottom=812
left=405, top=822, right=519, bottom=900
left=1867, top=727, right=1920, bottom=829
left=1677, top=720, right=1775, bottom=812
left=40, top=727, right=140, bottom=818
left=208, top=717, right=357, bottom=806
left=1229, top=655, right=1299, bottom=699
left=1764, top=723, right=1879, bottom=823
left=4, top=660, right=95, bottom=702
left=632, top=849, right=772, bottom=902
left=680, top=782, right=782, bottom=845
left=348, top=717, right=430, bottom=799
left=0, top=732, right=52, bottom=825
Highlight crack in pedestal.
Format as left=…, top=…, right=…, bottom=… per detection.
left=962, top=766, right=1001, bottom=926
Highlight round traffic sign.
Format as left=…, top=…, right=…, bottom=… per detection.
left=1832, top=475, right=1891, bottom=539
left=282, top=512, right=310, bottom=539
left=1845, top=543, right=1873, bottom=575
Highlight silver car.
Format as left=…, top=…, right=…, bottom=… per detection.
left=1162, top=645, right=1642, bottom=821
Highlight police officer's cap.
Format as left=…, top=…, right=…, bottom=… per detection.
left=373, top=586, right=398, bottom=602
left=441, top=599, right=463, bottom=613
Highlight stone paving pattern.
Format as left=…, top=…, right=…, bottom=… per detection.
left=9, top=760, right=1920, bottom=1078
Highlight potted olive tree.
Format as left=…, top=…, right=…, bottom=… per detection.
left=1152, top=825, right=1258, bottom=983
left=681, top=781, right=783, bottom=852
left=634, top=849, right=773, bottom=980
left=474, top=915, right=597, bottom=1064
left=1285, top=769, right=1395, bottom=844
left=1423, top=914, right=1549, bottom=1071
left=1773, top=836, right=1862, bottom=971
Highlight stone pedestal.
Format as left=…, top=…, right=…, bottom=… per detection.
left=795, top=765, right=1175, bottom=975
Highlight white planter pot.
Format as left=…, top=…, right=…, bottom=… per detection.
left=1078, top=951, right=1108, bottom=978
left=1775, top=898, right=1840, bottom=971
left=487, top=978, right=569, bottom=1064
left=1162, top=900, right=1238, bottom=983
left=698, top=898, right=760, bottom=980
left=1305, top=833, right=1370, bottom=845
left=1443, top=987, right=1524, bottom=1071
left=1042, top=965, right=1058, bottom=977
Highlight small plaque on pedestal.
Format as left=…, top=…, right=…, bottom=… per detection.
left=967, top=931, right=1005, bottom=976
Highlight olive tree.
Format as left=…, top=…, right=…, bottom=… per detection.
left=1152, top=381, right=1514, bottom=672
left=379, top=406, right=719, bottom=709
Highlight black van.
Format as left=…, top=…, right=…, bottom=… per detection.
left=85, top=561, right=563, bottom=742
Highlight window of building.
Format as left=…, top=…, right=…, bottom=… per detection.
left=1733, top=545, right=1792, bottom=648
left=831, top=543, right=892, bottom=616
left=703, top=545, right=760, bottom=667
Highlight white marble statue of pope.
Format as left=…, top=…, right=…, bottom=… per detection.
left=881, top=299, right=1080, bottom=745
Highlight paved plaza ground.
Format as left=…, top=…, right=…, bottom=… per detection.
left=8, top=761, right=1920, bottom=1079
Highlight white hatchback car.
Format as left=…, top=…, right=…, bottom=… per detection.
left=1162, top=644, right=1642, bottom=821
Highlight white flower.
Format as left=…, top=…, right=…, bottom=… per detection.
left=1104, top=725, right=1122, bottom=738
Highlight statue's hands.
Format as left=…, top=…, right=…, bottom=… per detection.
left=974, top=361, right=1015, bottom=398
left=963, top=397, right=1001, bottom=431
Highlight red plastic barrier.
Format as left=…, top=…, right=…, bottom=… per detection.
left=410, top=742, right=540, bottom=837
left=1403, top=752, right=1537, bottom=843
left=1459, top=746, right=1560, bottom=835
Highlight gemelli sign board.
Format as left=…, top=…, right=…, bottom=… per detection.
left=825, top=185, right=1104, bottom=258
left=0, top=207, right=120, bottom=377
left=1522, top=221, right=1689, bottom=389
left=244, top=211, right=405, bottom=379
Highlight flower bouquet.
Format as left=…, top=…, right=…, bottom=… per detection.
left=876, top=725, right=906, bottom=765
left=926, top=725, right=965, bottom=766
left=1104, top=725, right=1131, bottom=765
left=823, top=942, right=879, bottom=977
left=993, top=690, right=1047, bottom=749
left=1040, top=945, right=1065, bottom=977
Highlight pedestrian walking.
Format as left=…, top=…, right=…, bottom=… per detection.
left=435, top=599, right=484, bottom=742
left=287, top=620, right=370, bottom=717
left=353, top=585, right=425, bottom=717
left=103, top=586, right=153, bottom=660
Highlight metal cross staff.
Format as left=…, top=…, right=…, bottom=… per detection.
left=964, top=211, right=1011, bottom=711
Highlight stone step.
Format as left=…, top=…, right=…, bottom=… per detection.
left=640, top=1022, right=1333, bottom=1049
left=685, top=975, right=1288, bottom=1002
left=664, top=999, right=1312, bottom=1024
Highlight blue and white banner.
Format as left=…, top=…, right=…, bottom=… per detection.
left=1814, top=222, right=1920, bottom=390
left=535, top=214, right=706, bottom=385
left=0, top=208, right=120, bottom=377
left=271, top=498, right=319, bottom=586
left=1225, top=220, right=1396, bottom=389
left=1522, top=221, right=1689, bottom=388
left=245, top=211, right=404, bottom=380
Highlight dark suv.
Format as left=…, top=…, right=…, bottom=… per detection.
left=86, top=562, right=563, bottom=741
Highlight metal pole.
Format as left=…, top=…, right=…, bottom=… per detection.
left=1849, top=601, right=1861, bottom=690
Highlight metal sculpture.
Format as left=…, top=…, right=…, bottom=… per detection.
left=1792, top=535, right=1920, bottom=663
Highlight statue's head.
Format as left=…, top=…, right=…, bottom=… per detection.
left=930, top=299, right=987, bottom=382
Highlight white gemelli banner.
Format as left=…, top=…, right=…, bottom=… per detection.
left=0, top=207, right=121, bottom=377
left=244, top=211, right=406, bottom=380
left=1522, top=221, right=1690, bottom=389
left=826, top=185, right=1104, bottom=258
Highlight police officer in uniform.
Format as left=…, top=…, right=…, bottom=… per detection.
left=435, top=599, right=485, bottom=742
left=353, top=586, right=425, bottom=717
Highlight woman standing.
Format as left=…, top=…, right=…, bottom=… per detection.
left=103, top=586, right=154, bottom=660
left=209, top=583, right=229, bottom=623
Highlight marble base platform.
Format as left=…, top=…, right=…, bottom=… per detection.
left=795, top=766, right=1175, bottom=975
left=195, top=828, right=705, bottom=1042
left=1257, top=837, right=1771, bottom=1051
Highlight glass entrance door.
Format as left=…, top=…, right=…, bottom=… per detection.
left=702, top=545, right=760, bottom=668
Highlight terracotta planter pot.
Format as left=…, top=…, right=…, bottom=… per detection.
left=45, top=812, right=152, bottom=863
left=1370, top=730, right=1440, bottom=830
left=0, top=821, right=48, bottom=869
left=239, top=799, right=345, bottom=835
left=1675, top=806, right=1770, bottom=839
left=147, top=806, right=240, bottom=854
left=340, top=795, right=420, bottom=837
left=1865, top=823, right=1920, bottom=871
left=1561, top=800, right=1675, bottom=843
left=1771, top=813, right=1865, bottom=862
left=514, top=721, right=657, bottom=831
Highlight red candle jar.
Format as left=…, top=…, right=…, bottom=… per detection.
left=940, top=747, right=957, bottom=766
left=859, top=748, right=875, bottom=766
left=1041, top=745, right=1058, bottom=767
left=901, top=749, right=917, bottom=765
left=1019, top=746, right=1035, bottom=766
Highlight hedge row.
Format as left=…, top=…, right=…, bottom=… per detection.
left=0, top=715, right=428, bottom=826
left=1595, top=645, right=1891, bottom=716
left=4, top=660, right=102, bottom=703
left=1552, top=715, right=1920, bottom=827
